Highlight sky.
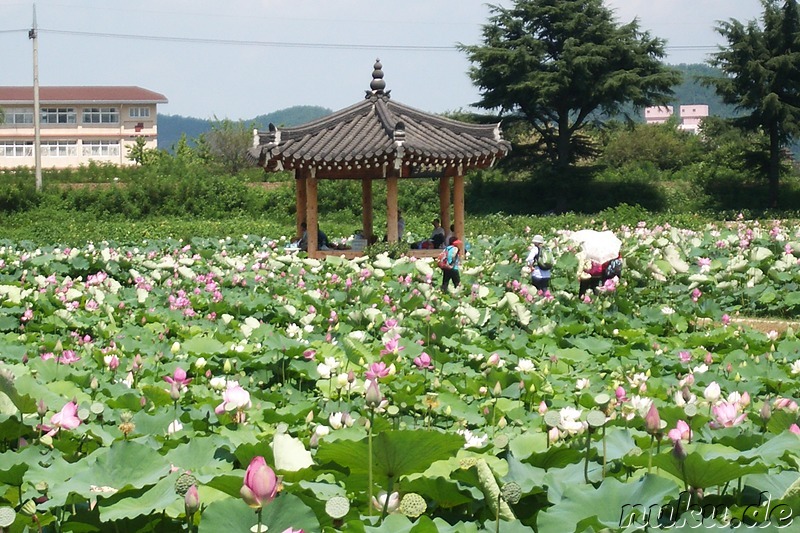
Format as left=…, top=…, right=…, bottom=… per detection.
left=0, top=0, right=764, bottom=120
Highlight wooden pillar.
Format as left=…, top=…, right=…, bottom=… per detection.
left=386, top=175, right=399, bottom=242
left=453, top=174, right=465, bottom=245
left=362, top=177, right=373, bottom=241
left=295, top=169, right=307, bottom=240
left=306, top=168, right=319, bottom=256
left=438, top=176, right=450, bottom=238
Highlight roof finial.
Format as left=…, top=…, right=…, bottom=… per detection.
left=368, top=58, right=387, bottom=96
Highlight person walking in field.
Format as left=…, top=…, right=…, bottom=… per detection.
left=525, top=234, right=553, bottom=292
left=439, top=237, right=462, bottom=292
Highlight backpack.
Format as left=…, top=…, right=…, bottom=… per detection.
left=437, top=247, right=453, bottom=270
left=536, top=246, right=554, bottom=270
left=603, top=257, right=623, bottom=279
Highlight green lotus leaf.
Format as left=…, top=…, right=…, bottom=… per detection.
left=181, top=335, right=226, bottom=355
left=316, top=430, right=464, bottom=481
left=508, top=433, right=548, bottom=461
left=537, top=474, right=678, bottom=533
left=97, top=473, right=178, bottom=522
left=199, top=493, right=318, bottom=533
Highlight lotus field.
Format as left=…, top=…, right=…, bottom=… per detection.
left=3, top=219, right=800, bottom=532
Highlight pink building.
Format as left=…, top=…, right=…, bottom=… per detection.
left=677, top=104, right=709, bottom=134
left=644, top=104, right=709, bottom=134
left=644, top=106, right=673, bottom=125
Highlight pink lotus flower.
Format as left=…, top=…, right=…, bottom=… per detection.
left=380, top=337, right=404, bottom=356
left=365, top=362, right=390, bottom=380
left=773, top=397, right=799, bottom=412
left=691, top=288, right=702, bottom=303
left=790, top=424, right=800, bottom=436
left=59, top=350, right=80, bottom=365
left=164, top=367, right=192, bottom=388
left=413, top=352, right=434, bottom=370
left=240, top=456, right=278, bottom=509
left=667, top=420, right=692, bottom=442
left=215, top=382, right=252, bottom=421
left=709, top=402, right=747, bottom=429
left=50, top=401, right=81, bottom=433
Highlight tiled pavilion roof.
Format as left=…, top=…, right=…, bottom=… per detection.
left=248, top=60, right=511, bottom=178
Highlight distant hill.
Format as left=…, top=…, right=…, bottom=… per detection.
left=156, top=64, right=735, bottom=151
left=157, top=105, right=333, bottom=151
left=667, top=63, right=739, bottom=118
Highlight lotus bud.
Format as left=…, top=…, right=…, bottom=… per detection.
left=538, top=401, right=548, bottom=415
left=194, top=357, right=206, bottom=370
left=497, top=416, right=507, bottom=429
left=37, top=399, right=47, bottom=418
left=170, top=381, right=181, bottom=401
left=90, top=377, right=99, bottom=390
left=171, top=341, right=181, bottom=354
left=644, top=403, right=661, bottom=435
left=305, top=410, right=314, bottom=424
left=184, top=484, right=200, bottom=515
left=240, top=456, right=278, bottom=510
left=365, top=379, right=382, bottom=408
left=444, top=405, right=452, bottom=416
left=492, top=382, right=502, bottom=397
left=672, top=439, right=687, bottom=461
left=760, top=402, right=772, bottom=423
left=223, top=359, right=232, bottom=373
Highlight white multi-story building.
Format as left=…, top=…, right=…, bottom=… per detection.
left=0, top=86, right=168, bottom=169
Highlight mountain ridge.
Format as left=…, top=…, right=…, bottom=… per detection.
left=157, top=64, right=734, bottom=151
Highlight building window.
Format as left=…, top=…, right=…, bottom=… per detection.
left=82, top=140, right=120, bottom=156
left=5, top=108, right=34, bottom=124
left=129, top=107, right=150, bottom=118
left=82, top=107, right=119, bottom=124
left=41, top=108, right=77, bottom=124
left=0, top=141, right=33, bottom=157
left=41, top=141, right=77, bottom=157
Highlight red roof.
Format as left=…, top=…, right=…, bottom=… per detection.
left=0, top=86, right=168, bottom=105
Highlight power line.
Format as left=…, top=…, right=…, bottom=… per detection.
left=39, top=28, right=457, bottom=52
left=33, top=28, right=717, bottom=53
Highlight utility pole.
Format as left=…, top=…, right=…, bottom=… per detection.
left=29, top=4, right=42, bottom=192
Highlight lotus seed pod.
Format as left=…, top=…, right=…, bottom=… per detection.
left=0, top=506, right=16, bottom=528
left=494, top=434, right=509, bottom=449
left=399, top=493, right=427, bottom=518
left=501, top=482, right=522, bottom=505
left=20, top=499, right=37, bottom=517
left=459, top=457, right=478, bottom=469
left=324, top=495, right=350, bottom=519
left=175, top=472, right=198, bottom=496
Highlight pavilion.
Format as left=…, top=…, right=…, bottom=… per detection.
left=247, top=60, right=511, bottom=258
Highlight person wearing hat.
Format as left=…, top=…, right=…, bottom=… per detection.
left=525, top=234, right=552, bottom=292
left=441, top=236, right=462, bottom=292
